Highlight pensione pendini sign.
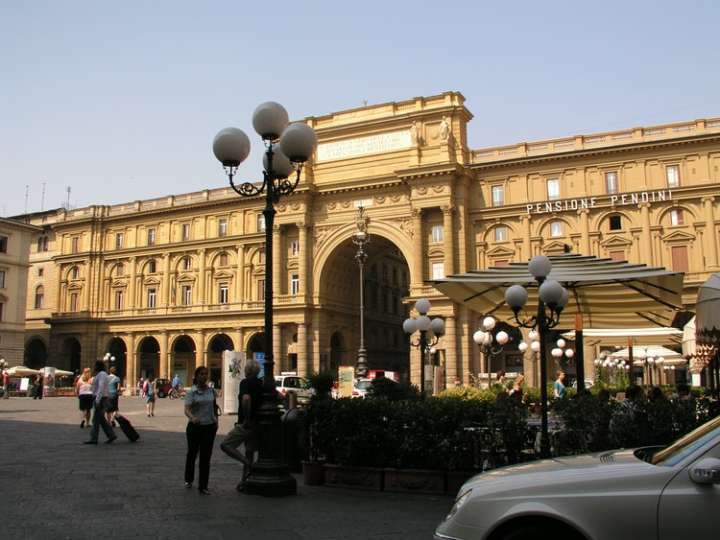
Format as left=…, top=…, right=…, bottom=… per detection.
left=526, top=189, right=673, bottom=215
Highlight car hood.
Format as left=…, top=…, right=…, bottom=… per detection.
left=460, top=449, right=662, bottom=497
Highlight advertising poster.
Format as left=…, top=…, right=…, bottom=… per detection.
left=42, top=367, right=57, bottom=397
left=338, top=366, right=355, bottom=398
left=20, top=378, right=30, bottom=392
left=222, top=350, right=245, bottom=414
left=254, top=352, right=266, bottom=379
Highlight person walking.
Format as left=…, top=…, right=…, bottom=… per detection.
left=553, top=371, right=567, bottom=399
left=509, top=374, right=525, bottom=402
left=144, top=375, right=156, bottom=417
left=84, top=361, right=116, bottom=445
left=76, top=368, right=94, bottom=428
left=2, top=368, right=10, bottom=399
left=33, top=372, right=43, bottom=400
left=220, top=359, right=263, bottom=488
left=106, top=367, right=121, bottom=426
left=183, top=366, right=219, bottom=495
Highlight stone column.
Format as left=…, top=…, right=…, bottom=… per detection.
left=640, top=203, right=653, bottom=264
left=411, top=208, right=423, bottom=286
left=459, top=307, right=471, bottom=386
left=444, top=314, right=458, bottom=384
left=444, top=315, right=458, bottom=386
left=236, top=327, right=244, bottom=355
left=522, top=215, right=532, bottom=261
left=197, top=330, right=207, bottom=368
left=410, top=345, right=422, bottom=388
left=579, top=209, right=590, bottom=255
left=162, top=253, right=171, bottom=307
left=298, top=223, right=308, bottom=298
left=273, top=323, right=282, bottom=372
left=704, top=196, right=719, bottom=268
left=443, top=206, right=456, bottom=276
left=126, top=333, right=136, bottom=392
left=197, top=249, right=206, bottom=306
left=312, top=310, right=321, bottom=373
left=273, top=225, right=282, bottom=295
left=298, top=321, right=308, bottom=377
left=160, top=331, right=169, bottom=379
left=237, top=247, right=245, bottom=305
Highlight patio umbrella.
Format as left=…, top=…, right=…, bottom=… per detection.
left=612, top=345, right=685, bottom=367
left=695, top=274, right=720, bottom=379
left=432, top=253, right=684, bottom=329
left=563, top=327, right=683, bottom=346
left=6, top=366, right=39, bottom=377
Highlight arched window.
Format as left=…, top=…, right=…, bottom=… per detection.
left=608, top=214, right=623, bottom=231
left=550, top=221, right=564, bottom=238
left=34, top=286, right=44, bottom=309
left=70, top=266, right=80, bottom=280
left=147, top=259, right=157, bottom=273
left=183, top=256, right=192, bottom=271
left=219, top=252, right=228, bottom=267
left=116, top=263, right=124, bottom=276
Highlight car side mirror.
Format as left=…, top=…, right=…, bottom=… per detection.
left=689, top=458, right=720, bottom=485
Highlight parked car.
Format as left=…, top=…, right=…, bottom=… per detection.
left=352, top=378, right=373, bottom=398
left=154, top=378, right=172, bottom=398
left=435, top=415, right=720, bottom=540
left=275, top=374, right=313, bottom=405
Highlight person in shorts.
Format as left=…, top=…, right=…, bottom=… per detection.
left=106, top=367, right=121, bottom=426
left=220, top=359, right=263, bottom=489
left=76, top=368, right=94, bottom=428
left=144, top=375, right=157, bottom=417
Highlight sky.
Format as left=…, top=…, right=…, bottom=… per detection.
left=1, top=0, right=719, bottom=216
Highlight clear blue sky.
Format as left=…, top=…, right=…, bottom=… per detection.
left=1, top=0, right=718, bottom=216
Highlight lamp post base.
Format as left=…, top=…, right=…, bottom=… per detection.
left=242, top=468, right=297, bottom=497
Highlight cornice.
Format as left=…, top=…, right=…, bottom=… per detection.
left=396, top=163, right=468, bottom=181
left=470, top=133, right=720, bottom=171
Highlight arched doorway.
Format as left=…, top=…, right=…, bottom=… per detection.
left=207, top=333, right=234, bottom=389
left=246, top=332, right=265, bottom=375
left=24, top=338, right=47, bottom=370
left=172, top=335, right=196, bottom=386
left=61, top=337, right=82, bottom=374
left=319, top=234, right=411, bottom=378
left=106, top=337, right=127, bottom=382
left=137, top=336, right=160, bottom=381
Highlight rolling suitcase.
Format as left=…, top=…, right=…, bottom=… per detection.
left=116, top=414, right=140, bottom=442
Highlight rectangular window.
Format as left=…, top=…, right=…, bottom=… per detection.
left=258, top=279, right=265, bottom=301
left=494, top=226, right=508, bottom=242
left=182, top=223, right=191, bottom=241
left=432, top=262, right=445, bottom=280
left=147, top=288, right=157, bottom=309
left=35, top=289, right=44, bottom=309
left=290, top=274, right=300, bottom=295
left=147, top=228, right=156, bottom=246
left=219, top=283, right=229, bottom=304
left=37, top=236, right=48, bottom=252
left=0, top=302, right=3, bottom=321
left=609, top=250, right=625, bottom=262
left=605, top=171, right=618, bottom=194
left=291, top=240, right=300, bottom=256
left=181, top=285, right=192, bottom=306
left=148, top=260, right=156, bottom=273
left=670, top=209, right=684, bottom=226
left=114, top=290, right=124, bottom=310
left=666, top=165, right=680, bottom=188
left=115, top=232, right=124, bottom=249
left=218, top=218, right=228, bottom=237
left=0, top=270, right=4, bottom=288
left=183, top=257, right=192, bottom=271
left=550, top=221, right=563, bottom=237
left=0, top=235, right=7, bottom=253
left=258, top=214, right=266, bottom=232
left=70, top=292, right=79, bottom=312
left=431, top=225, right=444, bottom=243
left=609, top=215, right=623, bottom=231
left=671, top=246, right=689, bottom=273
left=71, top=237, right=80, bottom=253
left=258, top=249, right=265, bottom=264
left=491, top=185, right=505, bottom=207
left=38, top=267, right=44, bottom=277
left=547, top=179, right=560, bottom=200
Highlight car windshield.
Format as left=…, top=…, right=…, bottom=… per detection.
left=355, top=380, right=372, bottom=390
left=651, top=415, right=720, bottom=466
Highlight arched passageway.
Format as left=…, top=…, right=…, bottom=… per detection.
left=172, top=335, right=196, bottom=386
left=61, top=337, right=82, bottom=374
left=319, top=234, right=411, bottom=379
left=106, top=337, right=127, bottom=382
left=137, top=336, right=160, bottom=382
left=24, top=338, right=48, bottom=370
left=207, top=333, right=234, bottom=389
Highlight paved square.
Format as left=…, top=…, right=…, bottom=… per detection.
left=0, top=396, right=451, bottom=539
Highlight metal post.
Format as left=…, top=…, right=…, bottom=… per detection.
left=420, top=330, right=427, bottom=396
left=356, top=255, right=367, bottom=376
left=574, top=313, right=585, bottom=391
left=537, top=296, right=550, bottom=459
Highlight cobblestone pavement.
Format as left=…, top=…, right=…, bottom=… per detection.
left=0, top=396, right=452, bottom=540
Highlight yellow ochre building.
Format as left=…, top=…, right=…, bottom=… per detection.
left=16, top=92, right=720, bottom=389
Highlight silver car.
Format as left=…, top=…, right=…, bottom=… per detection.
left=435, top=415, right=720, bottom=540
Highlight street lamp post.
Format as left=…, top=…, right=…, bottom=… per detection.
left=213, top=102, right=317, bottom=497
left=505, top=255, right=569, bottom=459
left=353, top=206, right=370, bottom=378
left=403, top=299, right=445, bottom=395
left=472, top=316, right=509, bottom=387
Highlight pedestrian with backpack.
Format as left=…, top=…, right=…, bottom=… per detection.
left=184, top=366, right=219, bottom=495
left=144, top=375, right=156, bottom=417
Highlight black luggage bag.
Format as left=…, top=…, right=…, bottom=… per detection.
left=116, top=414, right=140, bottom=442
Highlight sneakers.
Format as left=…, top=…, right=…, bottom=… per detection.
left=184, top=482, right=192, bottom=489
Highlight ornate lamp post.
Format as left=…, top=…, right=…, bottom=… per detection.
left=213, top=102, right=317, bottom=497
left=403, top=298, right=445, bottom=395
left=353, top=206, right=370, bottom=377
left=504, top=255, right=569, bottom=458
left=472, top=316, right=509, bottom=386
left=103, top=352, right=116, bottom=369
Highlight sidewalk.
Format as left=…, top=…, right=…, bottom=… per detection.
left=0, top=396, right=450, bottom=539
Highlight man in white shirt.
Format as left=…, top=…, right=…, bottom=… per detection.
left=84, top=360, right=117, bottom=444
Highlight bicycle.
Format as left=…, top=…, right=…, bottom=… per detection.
left=169, top=387, right=185, bottom=399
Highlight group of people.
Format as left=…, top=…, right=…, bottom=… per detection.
left=74, top=361, right=120, bottom=443
left=137, top=376, right=158, bottom=417
left=493, top=370, right=568, bottom=400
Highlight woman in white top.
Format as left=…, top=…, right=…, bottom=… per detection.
left=75, top=367, right=94, bottom=428
left=184, top=366, right=219, bottom=494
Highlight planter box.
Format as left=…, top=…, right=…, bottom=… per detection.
left=323, top=464, right=384, bottom=491
left=302, top=461, right=326, bottom=486
left=445, top=470, right=476, bottom=495
left=384, top=468, right=445, bottom=495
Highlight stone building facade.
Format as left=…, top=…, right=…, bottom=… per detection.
left=16, top=92, right=720, bottom=388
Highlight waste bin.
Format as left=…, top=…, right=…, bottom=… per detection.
left=282, top=405, right=307, bottom=473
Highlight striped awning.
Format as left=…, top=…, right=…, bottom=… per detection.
left=432, top=254, right=684, bottom=329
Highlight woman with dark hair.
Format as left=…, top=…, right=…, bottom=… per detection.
left=184, top=366, right=219, bottom=494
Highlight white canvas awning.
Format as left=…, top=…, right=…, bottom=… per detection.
left=682, top=316, right=696, bottom=357
left=612, top=345, right=686, bottom=366
left=433, top=253, right=684, bottom=328
left=562, top=327, right=683, bottom=346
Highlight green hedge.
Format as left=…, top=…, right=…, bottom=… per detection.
left=306, top=391, right=720, bottom=471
